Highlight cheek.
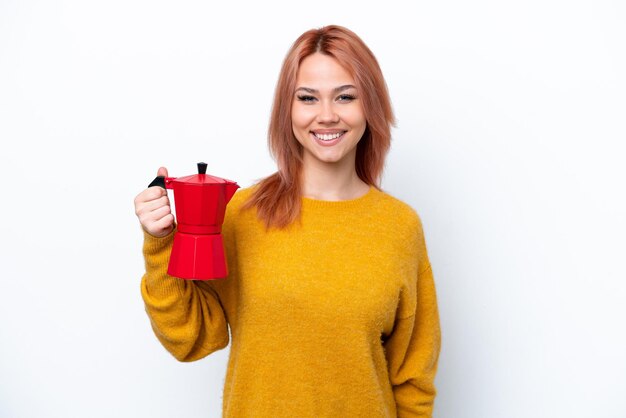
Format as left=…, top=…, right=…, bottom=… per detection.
left=341, top=110, right=367, bottom=134
left=291, top=114, right=309, bottom=144
left=291, top=105, right=317, bottom=130
left=291, top=118, right=308, bottom=141
left=291, top=116, right=306, bottom=132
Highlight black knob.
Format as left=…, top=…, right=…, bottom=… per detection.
left=198, top=162, right=208, bottom=174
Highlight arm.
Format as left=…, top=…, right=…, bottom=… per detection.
left=384, top=263, right=441, bottom=417
left=140, top=228, right=229, bottom=362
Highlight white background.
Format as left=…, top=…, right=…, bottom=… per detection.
left=1, top=1, right=625, bottom=417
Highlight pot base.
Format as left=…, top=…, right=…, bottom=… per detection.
left=168, top=232, right=228, bottom=280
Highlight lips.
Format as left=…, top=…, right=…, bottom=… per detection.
left=310, top=130, right=346, bottom=146
left=315, top=132, right=342, bottom=141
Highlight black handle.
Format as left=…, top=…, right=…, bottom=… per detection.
left=148, top=176, right=166, bottom=189
left=198, top=162, right=207, bottom=174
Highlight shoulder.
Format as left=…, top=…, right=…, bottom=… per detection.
left=228, top=185, right=256, bottom=209
left=223, top=185, right=264, bottom=231
left=373, top=187, right=425, bottom=233
left=373, top=188, right=431, bottom=261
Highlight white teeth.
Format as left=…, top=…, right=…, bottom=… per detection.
left=314, top=132, right=344, bottom=141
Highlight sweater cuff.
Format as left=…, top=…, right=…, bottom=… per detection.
left=142, top=226, right=176, bottom=254
left=141, top=226, right=188, bottom=298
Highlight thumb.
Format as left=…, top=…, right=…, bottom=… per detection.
left=157, top=166, right=169, bottom=177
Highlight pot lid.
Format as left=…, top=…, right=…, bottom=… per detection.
left=173, top=162, right=236, bottom=185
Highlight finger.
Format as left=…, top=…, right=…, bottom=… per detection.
left=149, top=201, right=172, bottom=218
left=137, top=199, right=172, bottom=225
left=139, top=206, right=172, bottom=232
left=157, top=166, right=169, bottom=177
left=137, top=196, right=170, bottom=214
left=152, top=213, right=175, bottom=232
left=137, top=186, right=167, bottom=204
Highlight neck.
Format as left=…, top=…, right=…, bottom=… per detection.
left=299, top=154, right=370, bottom=201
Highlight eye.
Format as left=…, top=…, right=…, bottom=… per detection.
left=297, top=95, right=317, bottom=103
left=337, top=94, right=356, bottom=102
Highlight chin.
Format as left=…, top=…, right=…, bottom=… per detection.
left=315, top=153, right=345, bottom=164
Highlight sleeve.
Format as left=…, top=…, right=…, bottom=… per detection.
left=383, top=262, right=441, bottom=418
left=140, top=228, right=229, bottom=362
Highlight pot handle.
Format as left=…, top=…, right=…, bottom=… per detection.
left=148, top=176, right=174, bottom=189
left=148, top=176, right=166, bottom=189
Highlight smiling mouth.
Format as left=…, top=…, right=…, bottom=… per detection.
left=312, top=131, right=347, bottom=141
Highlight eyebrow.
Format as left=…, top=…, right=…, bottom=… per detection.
left=295, top=84, right=357, bottom=94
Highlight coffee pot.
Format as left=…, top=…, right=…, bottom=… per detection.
left=148, top=162, right=239, bottom=280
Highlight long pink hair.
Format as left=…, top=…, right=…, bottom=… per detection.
left=242, top=25, right=395, bottom=228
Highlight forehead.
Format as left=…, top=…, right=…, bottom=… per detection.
left=296, top=53, right=355, bottom=88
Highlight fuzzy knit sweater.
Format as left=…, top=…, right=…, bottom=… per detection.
left=140, top=185, right=441, bottom=417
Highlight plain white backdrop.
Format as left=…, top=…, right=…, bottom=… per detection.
left=1, top=0, right=625, bottom=417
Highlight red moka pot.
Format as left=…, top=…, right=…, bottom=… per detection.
left=149, top=162, right=239, bottom=280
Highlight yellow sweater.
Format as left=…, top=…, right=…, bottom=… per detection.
left=141, top=185, right=441, bottom=417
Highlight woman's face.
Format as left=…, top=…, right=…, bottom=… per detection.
left=291, top=52, right=367, bottom=168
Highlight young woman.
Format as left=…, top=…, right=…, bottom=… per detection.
left=134, top=25, right=441, bottom=417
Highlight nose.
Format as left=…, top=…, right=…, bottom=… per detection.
left=316, top=101, right=339, bottom=124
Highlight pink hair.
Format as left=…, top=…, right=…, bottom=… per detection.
left=242, top=25, right=395, bottom=228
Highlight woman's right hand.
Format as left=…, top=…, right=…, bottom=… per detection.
left=134, top=167, right=175, bottom=238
